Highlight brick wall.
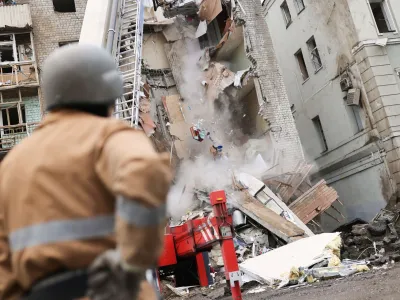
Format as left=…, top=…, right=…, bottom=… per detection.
left=23, top=96, right=42, bottom=123
left=234, top=0, right=304, bottom=172
left=27, top=0, right=87, bottom=68
left=22, top=0, right=87, bottom=114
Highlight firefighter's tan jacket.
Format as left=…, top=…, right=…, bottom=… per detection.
left=0, top=110, right=172, bottom=299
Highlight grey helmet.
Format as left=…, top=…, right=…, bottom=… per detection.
left=42, top=44, right=123, bottom=111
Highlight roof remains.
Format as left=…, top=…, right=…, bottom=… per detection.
left=0, top=4, right=32, bottom=32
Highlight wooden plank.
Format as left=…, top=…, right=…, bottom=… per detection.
left=233, top=193, right=305, bottom=243
left=279, top=164, right=313, bottom=202
left=289, top=181, right=338, bottom=224
left=262, top=186, right=314, bottom=237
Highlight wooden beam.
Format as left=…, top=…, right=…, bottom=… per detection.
left=232, top=192, right=305, bottom=243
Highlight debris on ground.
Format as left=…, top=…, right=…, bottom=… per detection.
left=340, top=208, right=400, bottom=266
left=238, top=232, right=365, bottom=289
left=141, top=1, right=396, bottom=298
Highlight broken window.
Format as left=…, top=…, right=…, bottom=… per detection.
left=307, top=36, right=322, bottom=72
left=52, top=0, right=76, bottom=12
left=369, top=0, right=396, bottom=33
left=312, top=116, right=328, bottom=152
left=0, top=35, right=12, bottom=42
left=295, top=49, right=309, bottom=81
left=1, top=104, right=26, bottom=126
left=0, top=44, right=14, bottom=73
left=280, top=1, right=292, bottom=27
left=293, top=0, right=305, bottom=14
left=15, top=34, right=33, bottom=62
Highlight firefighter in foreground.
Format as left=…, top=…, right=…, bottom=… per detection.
left=0, top=44, right=172, bottom=300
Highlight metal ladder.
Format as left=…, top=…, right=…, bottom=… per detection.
left=114, top=0, right=144, bottom=128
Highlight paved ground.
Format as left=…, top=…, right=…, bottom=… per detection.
left=218, top=264, right=400, bottom=300
left=244, top=266, right=399, bottom=300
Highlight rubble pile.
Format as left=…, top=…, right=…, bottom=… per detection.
left=341, top=209, right=400, bottom=265
left=138, top=0, right=399, bottom=298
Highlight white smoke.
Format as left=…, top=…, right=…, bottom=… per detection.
left=166, top=39, right=272, bottom=220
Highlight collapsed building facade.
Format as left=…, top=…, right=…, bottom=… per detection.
left=0, top=3, right=40, bottom=158
left=0, top=0, right=87, bottom=158
left=263, top=0, right=400, bottom=230
left=142, top=0, right=347, bottom=232
left=1, top=0, right=398, bottom=233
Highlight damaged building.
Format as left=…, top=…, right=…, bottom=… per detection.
left=0, top=0, right=87, bottom=158
left=0, top=3, right=40, bottom=158
left=4, top=0, right=400, bottom=245
left=263, top=0, right=400, bottom=230
left=142, top=0, right=346, bottom=237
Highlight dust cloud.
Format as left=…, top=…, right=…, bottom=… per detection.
left=166, top=40, right=272, bottom=220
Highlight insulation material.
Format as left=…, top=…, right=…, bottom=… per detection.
left=289, top=180, right=339, bottom=224
left=240, top=233, right=341, bottom=287
left=199, top=0, right=223, bottom=23
left=204, top=62, right=235, bottom=101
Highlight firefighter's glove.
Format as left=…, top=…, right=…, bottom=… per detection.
left=87, top=249, right=145, bottom=300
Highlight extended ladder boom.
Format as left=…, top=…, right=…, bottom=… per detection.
left=114, top=0, right=144, bottom=128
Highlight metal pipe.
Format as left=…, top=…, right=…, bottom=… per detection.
left=106, top=0, right=120, bottom=53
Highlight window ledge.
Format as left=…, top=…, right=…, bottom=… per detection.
left=302, top=77, right=310, bottom=84
left=377, top=31, right=398, bottom=36
left=297, top=7, right=305, bottom=15
left=286, top=20, right=293, bottom=29
left=314, top=66, right=323, bottom=74
left=320, top=149, right=329, bottom=155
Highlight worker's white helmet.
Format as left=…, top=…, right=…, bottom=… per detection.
left=42, top=44, right=123, bottom=111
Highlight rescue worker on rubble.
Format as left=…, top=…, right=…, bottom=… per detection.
left=0, top=44, right=172, bottom=300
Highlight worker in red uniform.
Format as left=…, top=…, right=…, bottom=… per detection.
left=0, top=44, right=172, bottom=300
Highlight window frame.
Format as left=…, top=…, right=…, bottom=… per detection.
left=293, top=0, right=305, bottom=14
left=312, top=115, right=328, bottom=153
left=367, top=0, right=397, bottom=35
left=52, top=0, right=76, bottom=13
left=306, top=36, right=323, bottom=73
left=280, top=1, right=293, bottom=28
left=1, top=103, right=26, bottom=127
left=294, top=49, right=309, bottom=82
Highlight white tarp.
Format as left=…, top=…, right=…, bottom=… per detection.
left=240, top=233, right=341, bottom=287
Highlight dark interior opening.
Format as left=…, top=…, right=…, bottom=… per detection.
left=370, top=2, right=394, bottom=33
left=52, top=0, right=76, bottom=13
left=0, top=47, right=14, bottom=73
left=295, top=49, right=309, bottom=81
left=0, top=35, right=12, bottom=42
left=1, top=106, right=26, bottom=126
left=312, top=115, right=328, bottom=152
